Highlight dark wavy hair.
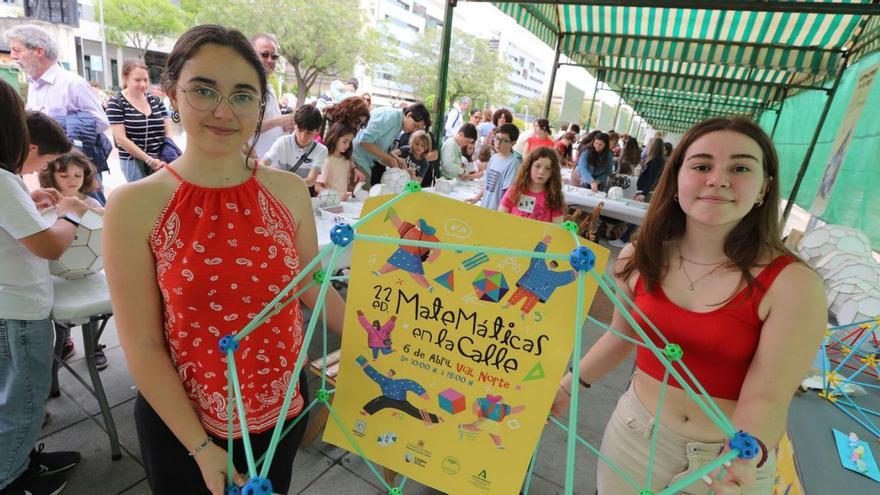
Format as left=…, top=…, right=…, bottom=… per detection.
left=39, top=149, right=98, bottom=194
left=161, top=25, right=267, bottom=164
left=324, top=122, right=356, bottom=160
left=323, top=96, right=371, bottom=131
left=0, top=79, right=29, bottom=174
left=492, top=108, right=513, bottom=126
left=618, top=117, right=793, bottom=292
left=509, top=146, right=565, bottom=213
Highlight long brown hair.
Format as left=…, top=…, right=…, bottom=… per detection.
left=323, top=122, right=356, bottom=160
left=509, top=147, right=565, bottom=213
left=0, top=79, right=29, bottom=174
left=619, top=117, right=792, bottom=292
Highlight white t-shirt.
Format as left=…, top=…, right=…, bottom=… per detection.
left=252, top=86, right=285, bottom=159
left=0, top=169, right=53, bottom=320
left=480, top=153, right=519, bottom=211
left=264, top=134, right=328, bottom=179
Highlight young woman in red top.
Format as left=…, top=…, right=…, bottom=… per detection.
left=551, top=118, right=825, bottom=495
left=523, top=118, right=554, bottom=158
left=104, top=26, right=346, bottom=495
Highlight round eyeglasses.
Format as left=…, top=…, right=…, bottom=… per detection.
left=176, top=84, right=264, bottom=117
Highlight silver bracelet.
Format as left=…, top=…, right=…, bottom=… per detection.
left=187, top=437, right=212, bottom=457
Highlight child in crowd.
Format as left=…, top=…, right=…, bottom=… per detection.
left=1, top=81, right=86, bottom=495
left=264, top=103, right=327, bottom=189
left=459, top=141, right=484, bottom=181
left=466, top=123, right=520, bottom=210
left=39, top=150, right=104, bottom=211
left=499, top=147, right=565, bottom=224
left=392, top=130, right=432, bottom=183
left=316, top=122, right=357, bottom=200
left=523, top=118, right=554, bottom=157
left=439, top=123, right=477, bottom=179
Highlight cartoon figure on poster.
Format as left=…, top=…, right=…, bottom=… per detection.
left=357, top=309, right=395, bottom=360
left=356, top=355, right=444, bottom=426
left=502, top=236, right=576, bottom=318
left=372, top=207, right=440, bottom=291
left=459, top=395, right=526, bottom=449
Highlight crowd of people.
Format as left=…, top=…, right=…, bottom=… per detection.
left=0, top=22, right=827, bottom=495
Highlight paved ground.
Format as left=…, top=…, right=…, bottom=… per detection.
left=37, top=134, right=631, bottom=494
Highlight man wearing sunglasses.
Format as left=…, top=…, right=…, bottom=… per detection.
left=249, top=33, right=294, bottom=159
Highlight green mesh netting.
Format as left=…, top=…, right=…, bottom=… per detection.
left=758, top=51, right=880, bottom=248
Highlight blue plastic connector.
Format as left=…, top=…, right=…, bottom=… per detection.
left=219, top=335, right=239, bottom=354
left=225, top=485, right=241, bottom=495
left=569, top=246, right=596, bottom=272
left=241, top=477, right=272, bottom=495
left=729, top=431, right=760, bottom=459
left=329, top=223, right=355, bottom=247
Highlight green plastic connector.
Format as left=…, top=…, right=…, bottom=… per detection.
left=388, top=488, right=402, bottom=495
left=315, top=388, right=331, bottom=403
left=404, top=181, right=421, bottom=192
left=313, top=270, right=326, bottom=284
left=561, top=220, right=578, bottom=233
left=664, top=343, right=683, bottom=361
left=639, top=490, right=653, bottom=495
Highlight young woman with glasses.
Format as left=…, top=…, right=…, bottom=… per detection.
left=103, top=25, right=347, bottom=495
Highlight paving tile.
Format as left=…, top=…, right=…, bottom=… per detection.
left=299, top=464, right=384, bottom=495
left=36, top=417, right=144, bottom=495
left=289, top=444, right=335, bottom=494
left=118, top=479, right=150, bottom=495
left=56, top=344, right=137, bottom=416
left=41, top=388, right=89, bottom=437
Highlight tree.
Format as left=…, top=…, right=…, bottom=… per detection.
left=398, top=27, right=512, bottom=111
left=185, top=0, right=382, bottom=108
left=103, top=0, right=185, bottom=59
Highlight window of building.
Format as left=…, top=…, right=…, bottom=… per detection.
left=392, top=0, right=410, bottom=11
left=111, top=59, right=119, bottom=89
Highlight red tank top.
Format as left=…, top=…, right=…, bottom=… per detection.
left=632, top=255, right=796, bottom=401
left=149, top=164, right=305, bottom=438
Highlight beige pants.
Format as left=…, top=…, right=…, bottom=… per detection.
left=597, top=385, right=776, bottom=495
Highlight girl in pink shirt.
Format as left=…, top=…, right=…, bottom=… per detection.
left=316, top=122, right=357, bottom=199
left=499, top=147, right=565, bottom=224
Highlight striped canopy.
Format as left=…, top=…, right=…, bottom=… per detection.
left=492, top=1, right=879, bottom=132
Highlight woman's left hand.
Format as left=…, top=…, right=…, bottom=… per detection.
left=705, top=456, right=757, bottom=495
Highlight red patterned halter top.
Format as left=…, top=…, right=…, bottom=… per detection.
left=150, top=164, right=305, bottom=438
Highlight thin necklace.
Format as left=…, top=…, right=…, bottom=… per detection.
left=679, top=257, right=727, bottom=291
left=678, top=242, right=728, bottom=266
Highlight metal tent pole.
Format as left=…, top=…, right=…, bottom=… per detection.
left=543, top=34, right=562, bottom=119
left=770, top=89, right=788, bottom=139
left=782, top=54, right=848, bottom=223
left=431, top=0, right=456, bottom=148
left=586, top=69, right=603, bottom=130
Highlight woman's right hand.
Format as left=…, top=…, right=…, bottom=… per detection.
left=194, top=443, right=247, bottom=495
left=550, top=384, right=571, bottom=417
left=55, top=196, right=89, bottom=218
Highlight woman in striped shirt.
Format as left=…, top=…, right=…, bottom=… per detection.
left=106, top=60, right=173, bottom=182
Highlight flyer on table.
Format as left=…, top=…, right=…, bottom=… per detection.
left=323, top=192, right=609, bottom=494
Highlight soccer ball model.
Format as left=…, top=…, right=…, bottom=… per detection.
left=607, top=186, right=624, bottom=200
left=814, top=251, right=868, bottom=278
left=317, top=188, right=341, bottom=208
left=836, top=290, right=880, bottom=326
left=797, top=225, right=871, bottom=266
left=369, top=183, right=391, bottom=197
left=434, top=177, right=456, bottom=194
left=380, top=168, right=411, bottom=195
left=45, top=209, right=104, bottom=279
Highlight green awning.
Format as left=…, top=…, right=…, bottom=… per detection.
left=492, top=1, right=878, bottom=132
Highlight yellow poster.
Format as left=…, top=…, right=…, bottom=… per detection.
left=322, top=192, right=608, bottom=494
left=772, top=432, right=804, bottom=495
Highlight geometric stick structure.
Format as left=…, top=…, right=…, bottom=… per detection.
left=819, top=319, right=880, bottom=440
left=218, top=182, right=760, bottom=495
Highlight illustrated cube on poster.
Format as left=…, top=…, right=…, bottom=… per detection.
left=798, top=224, right=872, bottom=266
left=43, top=208, right=104, bottom=279
left=438, top=387, right=466, bottom=415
